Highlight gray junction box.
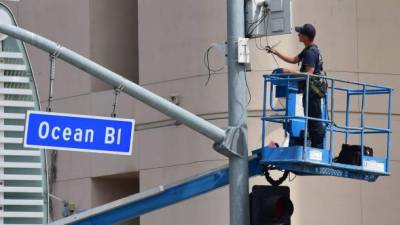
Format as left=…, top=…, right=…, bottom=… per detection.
left=245, top=0, right=292, bottom=38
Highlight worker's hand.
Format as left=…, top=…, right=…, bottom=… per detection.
left=265, top=46, right=277, bottom=55
left=267, top=141, right=279, bottom=148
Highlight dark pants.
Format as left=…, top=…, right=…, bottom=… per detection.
left=302, top=88, right=325, bottom=148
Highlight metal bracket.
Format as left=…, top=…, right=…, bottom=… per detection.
left=213, top=125, right=248, bottom=158
left=111, top=83, right=125, bottom=117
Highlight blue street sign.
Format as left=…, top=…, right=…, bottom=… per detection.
left=24, top=111, right=135, bottom=155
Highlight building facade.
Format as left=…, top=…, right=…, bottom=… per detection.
left=0, top=0, right=399, bottom=225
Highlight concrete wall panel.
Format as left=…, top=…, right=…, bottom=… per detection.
left=291, top=176, right=362, bottom=225
left=137, top=119, right=226, bottom=170
left=17, top=0, right=92, bottom=100
left=138, top=0, right=226, bottom=84
left=361, top=161, right=400, bottom=225
left=135, top=74, right=228, bottom=124
left=357, top=0, right=400, bottom=74
left=89, top=0, right=139, bottom=91
left=358, top=73, right=399, bottom=114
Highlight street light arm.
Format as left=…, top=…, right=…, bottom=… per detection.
left=0, top=24, right=226, bottom=144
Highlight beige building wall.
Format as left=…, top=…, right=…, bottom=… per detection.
left=0, top=0, right=399, bottom=225
left=137, top=1, right=400, bottom=225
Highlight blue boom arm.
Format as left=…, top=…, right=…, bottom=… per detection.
left=49, top=156, right=263, bottom=225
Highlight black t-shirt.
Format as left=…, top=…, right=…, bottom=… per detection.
left=298, top=45, right=321, bottom=74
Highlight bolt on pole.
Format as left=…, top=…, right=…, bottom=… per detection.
left=227, top=0, right=250, bottom=225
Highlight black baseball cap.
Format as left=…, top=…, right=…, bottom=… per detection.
left=295, top=24, right=316, bottom=40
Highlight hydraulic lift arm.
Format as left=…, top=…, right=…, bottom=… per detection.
left=49, top=156, right=262, bottom=225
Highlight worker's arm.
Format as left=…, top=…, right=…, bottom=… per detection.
left=267, top=47, right=299, bottom=64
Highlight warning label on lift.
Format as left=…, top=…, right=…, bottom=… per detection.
left=363, top=160, right=385, bottom=173
left=309, top=150, right=323, bottom=161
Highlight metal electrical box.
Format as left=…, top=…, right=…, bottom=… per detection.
left=245, top=0, right=292, bottom=38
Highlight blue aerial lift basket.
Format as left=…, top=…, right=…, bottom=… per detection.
left=253, top=70, right=393, bottom=182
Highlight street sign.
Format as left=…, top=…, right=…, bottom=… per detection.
left=24, top=111, right=135, bottom=155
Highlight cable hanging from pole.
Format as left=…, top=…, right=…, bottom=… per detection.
left=46, top=43, right=62, bottom=220
left=46, top=43, right=62, bottom=113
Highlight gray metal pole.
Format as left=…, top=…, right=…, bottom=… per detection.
left=0, top=24, right=226, bottom=143
left=227, top=0, right=250, bottom=225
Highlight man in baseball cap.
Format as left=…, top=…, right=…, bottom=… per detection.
left=295, top=23, right=316, bottom=41
left=266, top=23, right=319, bottom=74
left=266, top=23, right=325, bottom=149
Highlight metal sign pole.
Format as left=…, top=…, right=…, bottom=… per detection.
left=227, top=0, right=250, bottom=224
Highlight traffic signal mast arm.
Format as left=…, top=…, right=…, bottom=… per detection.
left=0, top=24, right=228, bottom=147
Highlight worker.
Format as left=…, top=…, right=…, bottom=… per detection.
left=266, top=23, right=324, bottom=148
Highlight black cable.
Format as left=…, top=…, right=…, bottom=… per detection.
left=247, top=13, right=267, bottom=36
left=250, top=9, right=280, bottom=68
left=289, top=172, right=297, bottom=182
left=247, top=17, right=262, bottom=32
left=245, top=10, right=273, bottom=108
left=271, top=51, right=280, bottom=68
left=203, top=46, right=224, bottom=86
left=203, top=7, right=271, bottom=108
left=248, top=16, right=266, bottom=36
left=263, top=11, right=280, bottom=68
left=247, top=15, right=265, bottom=35
left=263, top=166, right=289, bottom=186
left=244, top=69, right=252, bottom=106
left=245, top=9, right=272, bottom=106
left=249, top=8, right=269, bottom=51
left=255, top=35, right=265, bottom=50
